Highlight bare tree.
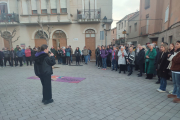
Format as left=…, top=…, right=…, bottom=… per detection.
left=37, top=18, right=53, bottom=46
left=0, top=24, right=20, bottom=50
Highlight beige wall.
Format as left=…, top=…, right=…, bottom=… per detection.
left=111, top=27, right=117, bottom=44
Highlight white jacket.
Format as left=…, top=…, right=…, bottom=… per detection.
left=118, top=50, right=127, bottom=65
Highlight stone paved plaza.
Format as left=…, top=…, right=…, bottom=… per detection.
left=0, top=62, right=180, bottom=120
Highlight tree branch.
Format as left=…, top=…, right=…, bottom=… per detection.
left=12, top=36, right=20, bottom=43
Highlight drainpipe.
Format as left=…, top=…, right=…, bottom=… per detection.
left=167, top=0, right=172, bottom=28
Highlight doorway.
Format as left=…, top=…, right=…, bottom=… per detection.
left=85, top=29, right=96, bottom=60
left=52, top=30, right=67, bottom=49
left=34, top=31, right=48, bottom=48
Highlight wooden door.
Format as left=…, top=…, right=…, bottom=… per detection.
left=85, top=37, right=95, bottom=60
left=60, top=38, right=67, bottom=48
left=53, top=39, right=57, bottom=50
left=35, top=39, right=47, bottom=48
left=4, top=39, right=10, bottom=49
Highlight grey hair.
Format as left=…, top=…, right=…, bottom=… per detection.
left=149, top=44, right=154, bottom=47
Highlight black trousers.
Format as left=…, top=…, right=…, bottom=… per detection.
left=0, top=59, right=3, bottom=67
left=4, top=57, right=11, bottom=66
left=98, top=56, right=102, bottom=67
left=119, top=64, right=126, bottom=73
left=62, top=57, right=66, bottom=64
left=39, top=74, right=52, bottom=101
left=18, top=57, right=23, bottom=66
left=26, top=57, right=32, bottom=66
left=106, top=57, right=111, bottom=67
left=139, top=64, right=144, bottom=75
left=66, top=56, right=71, bottom=65
left=147, top=74, right=153, bottom=79
left=11, top=58, right=18, bottom=66
left=76, top=56, right=80, bottom=64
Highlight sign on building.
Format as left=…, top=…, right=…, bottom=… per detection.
left=73, top=38, right=78, bottom=41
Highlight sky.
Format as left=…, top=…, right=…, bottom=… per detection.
left=111, top=0, right=140, bottom=28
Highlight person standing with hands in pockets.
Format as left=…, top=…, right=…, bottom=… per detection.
left=34, top=44, right=56, bottom=105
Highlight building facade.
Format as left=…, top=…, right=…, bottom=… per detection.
left=139, top=0, right=180, bottom=45
left=0, top=0, right=112, bottom=60
left=110, top=27, right=116, bottom=45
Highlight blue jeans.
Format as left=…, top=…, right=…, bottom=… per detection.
left=88, top=55, right=91, bottom=61
left=159, top=77, right=167, bottom=91
left=84, top=55, right=88, bottom=64
left=58, top=57, right=62, bottom=64
left=23, top=55, right=26, bottom=63
left=102, top=58, right=107, bottom=68
left=128, top=64, right=133, bottom=74
left=112, top=59, right=117, bottom=70
left=172, top=72, right=180, bottom=98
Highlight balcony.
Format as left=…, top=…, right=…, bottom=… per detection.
left=77, top=9, right=101, bottom=23
left=0, top=13, right=19, bottom=24
left=141, top=25, right=149, bottom=36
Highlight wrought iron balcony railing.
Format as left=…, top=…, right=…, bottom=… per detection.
left=0, top=13, right=19, bottom=23
left=77, top=9, right=101, bottom=21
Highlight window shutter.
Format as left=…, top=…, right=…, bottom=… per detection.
left=22, top=0, right=28, bottom=14
left=165, top=7, right=169, bottom=22
left=60, top=0, right=67, bottom=8
left=50, top=0, right=57, bottom=9
left=41, top=0, right=47, bottom=9
left=31, top=0, right=37, bottom=10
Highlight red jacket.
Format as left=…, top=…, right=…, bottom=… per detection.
left=25, top=49, right=31, bottom=57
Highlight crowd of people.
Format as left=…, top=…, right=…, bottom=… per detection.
left=95, top=41, right=180, bottom=103
left=1, top=41, right=180, bottom=103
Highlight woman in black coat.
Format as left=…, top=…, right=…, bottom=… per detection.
left=34, top=44, right=56, bottom=105
left=156, top=44, right=170, bottom=92
left=74, top=47, right=81, bottom=65
left=137, top=46, right=145, bottom=77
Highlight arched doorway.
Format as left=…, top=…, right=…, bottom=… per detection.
left=85, top=29, right=96, bottom=60
left=34, top=31, right=48, bottom=48
left=52, top=30, right=67, bottom=50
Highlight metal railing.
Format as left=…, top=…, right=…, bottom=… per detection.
left=0, top=13, right=19, bottom=23
left=77, top=9, right=101, bottom=20
left=141, top=25, right=149, bottom=35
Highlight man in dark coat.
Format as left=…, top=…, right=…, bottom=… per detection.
left=137, top=46, right=145, bottom=77
left=3, top=48, right=11, bottom=67
left=95, top=45, right=100, bottom=66
left=0, top=50, right=4, bottom=67
left=50, top=46, right=57, bottom=58
left=154, top=49, right=162, bottom=84
left=10, top=48, right=18, bottom=67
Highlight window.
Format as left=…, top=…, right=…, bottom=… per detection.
left=31, top=0, right=37, bottom=14
left=0, top=2, right=8, bottom=14
left=145, top=0, right=150, bottom=9
left=41, top=0, right=47, bottom=14
left=42, top=9, right=47, bottom=14
left=22, top=0, right=28, bottom=15
left=129, top=26, right=131, bottom=33
left=169, top=36, right=173, bottom=44
left=165, top=6, right=169, bottom=23
left=51, top=0, right=57, bottom=14
left=32, top=10, right=37, bottom=14
left=162, top=37, right=164, bottom=42
left=121, top=23, right=123, bottom=29
left=134, top=23, right=137, bottom=31
left=60, top=0, right=67, bottom=13
left=124, top=21, right=126, bottom=27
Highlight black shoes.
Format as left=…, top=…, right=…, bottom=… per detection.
left=43, top=99, right=54, bottom=105
left=128, top=73, right=132, bottom=76
left=156, top=81, right=160, bottom=84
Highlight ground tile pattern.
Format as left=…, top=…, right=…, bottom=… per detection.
left=0, top=62, right=180, bottom=120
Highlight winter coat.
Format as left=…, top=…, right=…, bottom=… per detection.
left=107, top=48, right=112, bottom=60
left=111, top=50, right=116, bottom=60
left=171, top=52, right=180, bottom=72
left=50, top=48, right=57, bottom=57
left=71, top=48, right=73, bottom=55
left=82, top=49, right=89, bottom=56
left=89, top=50, right=92, bottom=56
left=0, top=51, right=4, bottom=59
left=3, top=50, right=10, bottom=58
left=25, top=49, right=31, bottom=57
left=14, top=47, right=20, bottom=53
left=127, top=51, right=135, bottom=65
left=118, top=50, right=127, bottom=65
left=10, top=50, right=17, bottom=58
left=154, top=51, right=161, bottom=67
left=101, top=49, right=108, bottom=58
left=65, top=48, right=71, bottom=57
left=32, top=50, right=37, bottom=61
left=16, top=50, right=24, bottom=57
left=115, top=50, right=119, bottom=61
left=57, top=50, right=63, bottom=58
left=22, top=49, right=25, bottom=56
left=157, top=52, right=170, bottom=79
left=34, top=52, right=56, bottom=77
left=145, top=48, right=157, bottom=74
left=137, top=48, right=145, bottom=65
left=95, top=48, right=99, bottom=56
left=74, top=49, right=81, bottom=56
left=96, top=49, right=101, bottom=58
